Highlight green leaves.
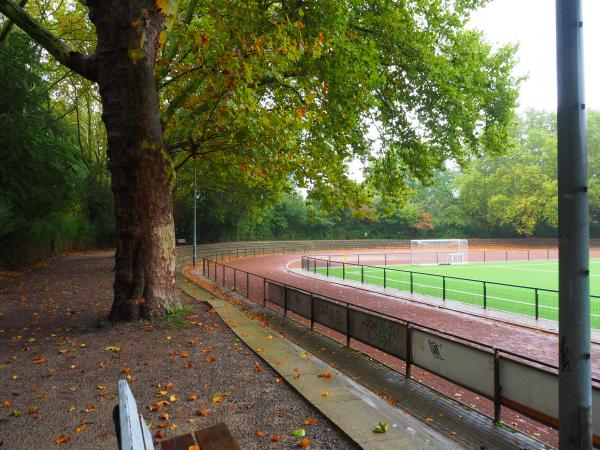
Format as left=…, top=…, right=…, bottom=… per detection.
left=372, top=422, right=388, bottom=433
left=290, top=428, right=306, bottom=438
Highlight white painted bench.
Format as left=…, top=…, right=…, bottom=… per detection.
left=115, top=379, right=154, bottom=450
left=115, top=379, right=240, bottom=450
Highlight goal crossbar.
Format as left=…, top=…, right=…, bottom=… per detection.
left=410, top=239, right=469, bottom=265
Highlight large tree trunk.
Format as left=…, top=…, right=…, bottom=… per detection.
left=89, top=0, right=179, bottom=320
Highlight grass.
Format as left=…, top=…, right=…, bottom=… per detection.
left=152, top=305, right=195, bottom=329
left=314, top=259, right=600, bottom=329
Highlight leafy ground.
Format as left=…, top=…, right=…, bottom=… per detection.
left=0, top=251, right=357, bottom=449
left=320, top=259, right=600, bottom=328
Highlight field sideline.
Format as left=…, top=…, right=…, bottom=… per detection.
left=317, top=258, right=600, bottom=329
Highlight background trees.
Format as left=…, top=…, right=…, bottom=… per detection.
left=1, top=0, right=520, bottom=319
left=0, top=32, right=113, bottom=266
left=173, top=110, right=600, bottom=241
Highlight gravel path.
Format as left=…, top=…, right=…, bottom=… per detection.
left=0, top=252, right=358, bottom=449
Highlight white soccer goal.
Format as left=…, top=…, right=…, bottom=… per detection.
left=410, top=239, right=469, bottom=265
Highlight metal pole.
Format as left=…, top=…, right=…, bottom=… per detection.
left=192, top=158, right=197, bottom=267
left=556, top=1, right=591, bottom=447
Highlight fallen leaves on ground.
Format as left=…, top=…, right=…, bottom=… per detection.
left=271, top=434, right=281, bottom=442
left=304, top=419, right=317, bottom=426
left=318, top=371, right=332, bottom=379
left=104, top=345, right=121, bottom=353
left=372, top=422, right=389, bottom=433
left=290, top=429, right=306, bottom=437
left=297, top=438, right=311, bottom=448
left=195, top=409, right=210, bottom=416
left=148, top=401, right=170, bottom=411
left=55, top=434, right=71, bottom=444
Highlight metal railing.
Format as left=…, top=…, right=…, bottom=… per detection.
left=301, top=255, right=600, bottom=329
left=196, top=255, right=600, bottom=436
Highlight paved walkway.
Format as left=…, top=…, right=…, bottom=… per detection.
left=181, top=275, right=547, bottom=449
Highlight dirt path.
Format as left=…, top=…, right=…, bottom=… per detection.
left=0, top=252, right=357, bottom=449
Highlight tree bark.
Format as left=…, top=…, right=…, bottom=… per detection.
left=89, top=0, right=178, bottom=320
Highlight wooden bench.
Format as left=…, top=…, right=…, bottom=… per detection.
left=114, top=379, right=240, bottom=450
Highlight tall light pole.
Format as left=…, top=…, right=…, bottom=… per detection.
left=556, top=0, right=591, bottom=447
left=192, top=157, right=197, bottom=267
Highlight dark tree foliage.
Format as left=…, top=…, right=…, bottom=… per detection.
left=0, top=32, right=113, bottom=266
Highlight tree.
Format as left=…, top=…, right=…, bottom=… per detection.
left=455, top=111, right=558, bottom=236
left=0, top=0, right=520, bottom=320
left=0, top=31, right=90, bottom=264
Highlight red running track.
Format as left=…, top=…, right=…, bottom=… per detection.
left=223, top=253, right=600, bottom=379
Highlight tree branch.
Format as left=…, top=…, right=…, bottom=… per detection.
left=0, top=0, right=96, bottom=80
left=0, top=0, right=26, bottom=53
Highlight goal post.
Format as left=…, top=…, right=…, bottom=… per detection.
left=410, top=239, right=469, bottom=265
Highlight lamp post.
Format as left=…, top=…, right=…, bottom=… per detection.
left=556, top=0, right=591, bottom=447
left=192, top=157, right=197, bottom=267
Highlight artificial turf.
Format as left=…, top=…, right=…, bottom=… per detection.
left=314, top=259, right=600, bottom=329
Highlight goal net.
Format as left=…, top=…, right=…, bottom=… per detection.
left=410, top=239, right=469, bottom=265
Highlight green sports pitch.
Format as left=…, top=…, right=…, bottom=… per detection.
left=315, top=259, right=600, bottom=329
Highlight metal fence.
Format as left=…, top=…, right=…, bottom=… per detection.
left=198, top=255, right=600, bottom=439
left=301, top=254, right=600, bottom=329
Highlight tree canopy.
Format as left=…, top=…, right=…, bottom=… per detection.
left=0, top=0, right=520, bottom=318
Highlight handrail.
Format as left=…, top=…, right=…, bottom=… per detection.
left=201, top=255, right=600, bottom=384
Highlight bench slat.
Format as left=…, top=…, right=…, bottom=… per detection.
left=194, top=423, right=241, bottom=450
left=118, top=379, right=154, bottom=450
left=159, top=433, right=195, bottom=450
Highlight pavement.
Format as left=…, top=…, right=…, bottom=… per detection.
left=181, top=274, right=549, bottom=450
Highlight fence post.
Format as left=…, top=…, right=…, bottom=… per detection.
left=483, top=282, right=487, bottom=309
left=358, top=254, right=360, bottom=265
left=346, top=306, right=351, bottom=347
left=310, top=294, right=315, bottom=330
left=406, top=324, right=412, bottom=379
left=326, top=260, right=330, bottom=277
left=384, top=268, right=387, bottom=289
left=442, top=276, right=446, bottom=301
left=505, top=250, right=508, bottom=261
left=202, top=257, right=206, bottom=275
left=410, top=272, right=414, bottom=294
left=343, top=263, right=346, bottom=280
left=361, top=265, right=364, bottom=284
left=535, top=288, right=539, bottom=319
left=233, top=269, right=237, bottom=291
left=494, top=348, right=501, bottom=423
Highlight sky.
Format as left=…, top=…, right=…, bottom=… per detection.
left=468, top=0, right=600, bottom=112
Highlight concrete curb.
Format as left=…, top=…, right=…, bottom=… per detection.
left=179, top=279, right=463, bottom=450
